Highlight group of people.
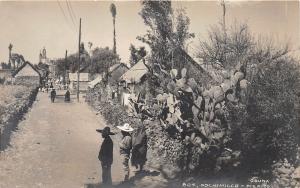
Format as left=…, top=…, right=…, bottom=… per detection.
left=97, top=123, right=147, bottom=187
left=39, top=82, right=71, bottom=103
left=49, top=88, right=70, bottom=103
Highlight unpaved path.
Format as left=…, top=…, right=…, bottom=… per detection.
left=0, top=92, right=126, bottom=188
left=0, top=91, right=168, bottom=188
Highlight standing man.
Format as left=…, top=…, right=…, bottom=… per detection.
left=117, top=123, right=134, bottom=181
left=97, top=127, right=115, bottom=186
left=64, top=89, right=70, bottom=102
left=50, top=88, right=56, bottom=103
left=131, top=125, right=147, bottom=173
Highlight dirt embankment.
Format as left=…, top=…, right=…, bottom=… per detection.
left=0, top=85, right=38, bottom=150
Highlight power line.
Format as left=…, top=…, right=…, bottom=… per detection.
left=66, top=0, right=77, bottom=28
left=57, top=0, right=76, bottom=33
left=68, top=1, right=77, bottom=22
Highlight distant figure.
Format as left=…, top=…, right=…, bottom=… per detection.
left=50, top=89, right=56, bottom=103
left=65, top=90, right=70, bottom=102
left=117, top=123, right=134, bottom=181
left=97, top=127, right=115, bottom=186
left=131, top=125, right=147, bottom=172
left=45, top=84, right=49, bottom=93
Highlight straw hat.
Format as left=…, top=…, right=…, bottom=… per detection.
left=117, top=123, right=134, bottom=132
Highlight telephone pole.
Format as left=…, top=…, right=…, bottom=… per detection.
left=63, top=50, right=67, bottom=86
left=221, top=0, right=226, bottom=35
left=221, top=0, right=227, bottom=63
left=77, top=18, right=81, bottom=102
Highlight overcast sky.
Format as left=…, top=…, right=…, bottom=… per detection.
left=0, top=0, right=299, bottom=64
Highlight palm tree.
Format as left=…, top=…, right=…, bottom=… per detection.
left=8, top=43, right=13, bottom=69
left=110, top=3, right=117, bottom=54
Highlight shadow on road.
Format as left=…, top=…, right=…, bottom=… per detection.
left=84, top=170, right=160, bottom=188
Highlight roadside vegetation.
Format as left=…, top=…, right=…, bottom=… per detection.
left=0, top=85, right=38, bottom=150
left=87, top=1, right=300, bottom=186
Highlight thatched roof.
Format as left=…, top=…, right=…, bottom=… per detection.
left=108, top=63, right=128, bottom=73
left=120, top=60, right=148, bottom=84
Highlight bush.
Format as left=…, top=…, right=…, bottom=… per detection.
left=239, top=53, right=300, bottom=176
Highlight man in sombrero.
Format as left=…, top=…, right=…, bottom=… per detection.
left=97, top=127, right=115, bottom=186
left=117, top=123, right=134, bottom=181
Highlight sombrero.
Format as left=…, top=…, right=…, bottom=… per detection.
left=117, top=123, right=134, bottom=132
left=96, top=126, right=115, bottom=135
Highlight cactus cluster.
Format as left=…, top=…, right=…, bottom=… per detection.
left=155, top=67, right=248, bottom=151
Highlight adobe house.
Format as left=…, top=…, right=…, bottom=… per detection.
left=12, top=61, right=41, bottom=87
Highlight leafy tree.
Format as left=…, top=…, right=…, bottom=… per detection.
left=129, top=44, right=147, bottom=67
left=110, top=3, right=117, bottom=54
left=138, top=1, right=173, bottom=69
left=172, top=8, right=195, bottom=70
left=90, top=47, right=120, bottom=74
left=138, top=1, right=194, bottom=71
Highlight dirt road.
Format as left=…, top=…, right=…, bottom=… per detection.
left=0, top=91, right=126, bottom=188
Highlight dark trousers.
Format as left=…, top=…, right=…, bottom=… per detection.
left=101, top=163, right=112, bottom=186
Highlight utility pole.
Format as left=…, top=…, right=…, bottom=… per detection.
left=77, top=18, right=81, bottom=102
left=221, top=0, right=227, bottom=64
left=63, top=50, right=68, bottom=86
left=221, top=0, right=226, bottom=36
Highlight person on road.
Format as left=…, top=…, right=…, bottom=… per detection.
left=117, top=123, right=134, bottom=182
left=131, top=125, right=147, bottom=173
left=64, top=89, right=70, bottom=102
left=97, top=127, right=115, bottom=187
left=50, top=88, right=56, bottom=103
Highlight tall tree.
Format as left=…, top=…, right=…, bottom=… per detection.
left=138, top=1, right=194, bottom=70
left=90, top=47, right=120, bottom=74
left=129, top=44, right=147, bottom=67
left=110, top=3, right=117, bottom=54
left=138, top=1, right=173, bottom=69
left=8, top=43, right=13, bottom=69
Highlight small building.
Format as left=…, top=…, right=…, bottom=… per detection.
left=119, top=60, right=150, bottom=107
left=0, top=69, right=13, bottom=83
left=107, top=63, right=129, bottom=85
left=87, top=63, right=129, bottom=101
left=68, top=64, right=102, bottom=92
left=88, top=74, right=104, bottom=89
left=12, top=61, right=41, bottom=87
left=68, top=72, right=90, bottom=92
left=119, top=60, right=149, bottom=92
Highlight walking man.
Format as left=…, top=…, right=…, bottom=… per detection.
left=97, top=127, right=115, bottom=187
left=117, top=123, right=134, bottom=181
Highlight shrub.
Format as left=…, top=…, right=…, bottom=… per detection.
left=240, top=53, right=300, bottom=175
